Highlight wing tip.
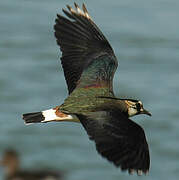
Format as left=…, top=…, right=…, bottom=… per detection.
left=117, top=163, right=149, bottom=175
left=128, top=169, right=149, bottom=176
left=64, top=3, right=92, bottom=20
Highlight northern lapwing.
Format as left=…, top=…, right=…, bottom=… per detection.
left=23, top=3, right=151, bottom=175
left=0, top=149, right=62, bottom=180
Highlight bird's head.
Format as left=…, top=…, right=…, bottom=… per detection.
left=124, top=99, right=151, bottom=117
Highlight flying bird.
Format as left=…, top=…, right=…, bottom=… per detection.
left=23, top=3, right=151, bottom=175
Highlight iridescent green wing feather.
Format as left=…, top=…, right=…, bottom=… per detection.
left=54, top=3, right=118, bottom=95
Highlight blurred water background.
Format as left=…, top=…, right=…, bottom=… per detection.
left=0, top=0, right=179, bottom=179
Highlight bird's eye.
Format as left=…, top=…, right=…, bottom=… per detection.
left=136, top=103, right=141, bottom=111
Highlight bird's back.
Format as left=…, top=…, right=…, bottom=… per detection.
left=60, top=93, right=128, bottom=116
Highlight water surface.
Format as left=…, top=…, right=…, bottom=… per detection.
left=0, top=0, right=179, bottom=179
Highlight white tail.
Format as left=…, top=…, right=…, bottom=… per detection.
left=23, top=108, right=79, bottom=124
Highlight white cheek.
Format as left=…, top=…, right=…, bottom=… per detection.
left=128, top=108, right=137, bottom=117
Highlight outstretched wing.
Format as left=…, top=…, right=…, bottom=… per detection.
left=78, top=110, right=150, bottom=175
left=54, top=3, right=118, bottom=94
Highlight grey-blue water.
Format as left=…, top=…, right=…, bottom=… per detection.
left=0, top=0, right=179, bottom=179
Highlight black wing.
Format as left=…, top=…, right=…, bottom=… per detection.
left=54, top=3, right=118, bottom=94
left=78, top=110, right=150, bottom=175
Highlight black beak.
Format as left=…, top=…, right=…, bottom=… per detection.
left=140, top=108, right=152, bottom=116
